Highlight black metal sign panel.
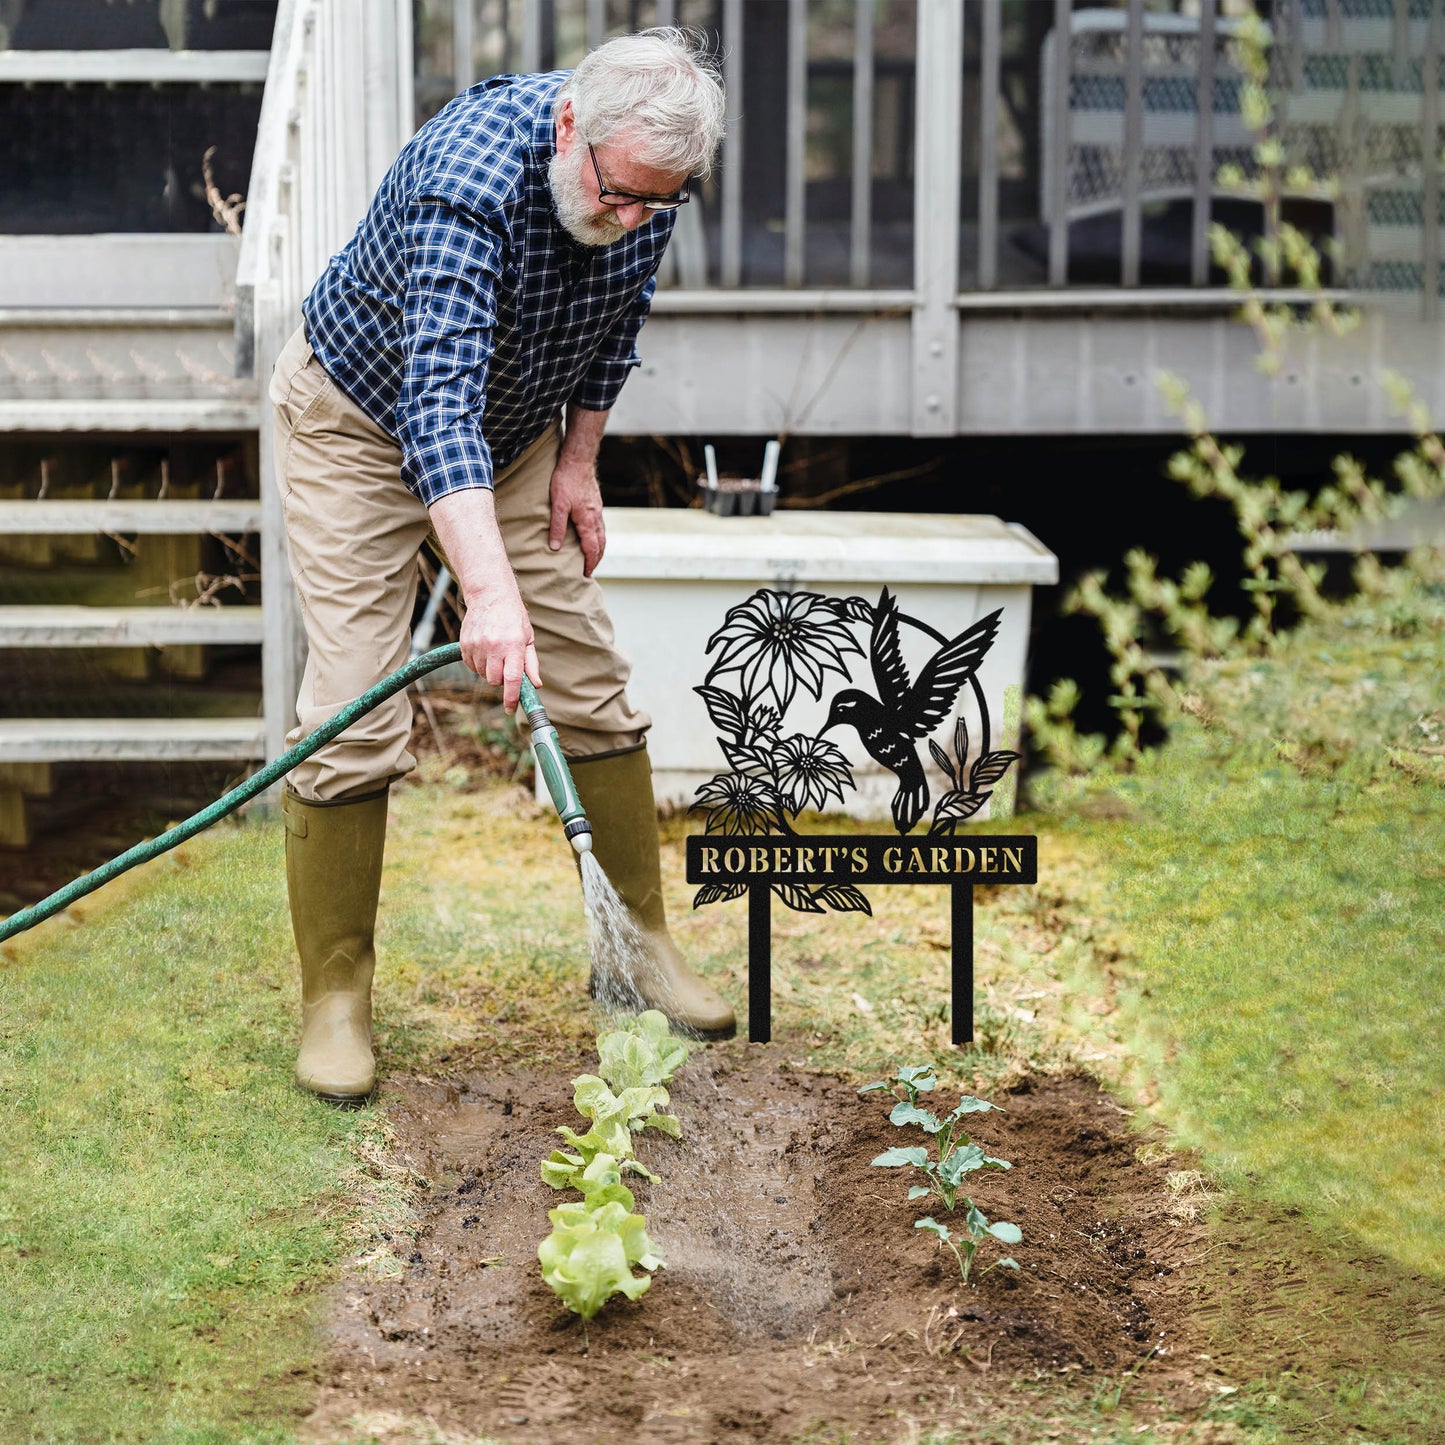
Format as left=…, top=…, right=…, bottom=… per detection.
left=684, top=586, right=1041, bottom=1047
left=687, top=835, right=1038, bottom=887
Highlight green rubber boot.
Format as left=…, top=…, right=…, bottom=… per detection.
left=283, top=786, right=389, bottom=1104
left=568, top=744, right=736, bottom=1039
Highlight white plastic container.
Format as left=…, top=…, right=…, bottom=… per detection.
left=592, top=509, right=1058, bottom=821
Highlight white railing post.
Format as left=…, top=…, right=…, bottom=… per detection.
left=1119, top=0, right=1146, bottom=287
left=365, top=0, right=415, bottom=187
left=849, top=0, right=875, bottom=288
left=394, top=0, right=416, bottom=153
left=784, top=0, right=807, bottom=288
left=237, top=0, right=414, bottom=767
left=1046, top=0, right=1072, bottom=287
left=720, top=0, right=745, bottom=289
left=911, top=0, right=963, bottom=434
left=977, top=0, right=1003, bottom=291
left=1190, top=0, right=1218, bottom=288
left=257, top=274, right=301, bottom=768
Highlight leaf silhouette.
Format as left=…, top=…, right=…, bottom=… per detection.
left=695, top=684, right=745, bottom=740
left=969, top=749, right=1020, bottom=790
left=772, top=882, right=828, bottom=914
left=747, top=702, right=782, bottom=744
left=825, top=594, right=875, bottom=624
left=928, top=817, right=958, bottom=837
left=722, top=740, right=776, bottom=780
left=933, top=789, right=990, bottom=825
left=928, top=738, right=957, bottom=787
left=693, top=883, right=747, bottom=908
left=816, top=884, right=873, bottom=916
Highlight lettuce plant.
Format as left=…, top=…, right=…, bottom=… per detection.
left=538, top=1155, right=664, bottom=1321
left=596, top=1009, right=689, bottom=1088
left=537, top=1013, right=691, bottom=1325
left=541, top=1012, right=689, bottom=1191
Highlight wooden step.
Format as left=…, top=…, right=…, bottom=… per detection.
left=0, top=500, right=262, bottom=535
left=0, top=51, right=270, bottom=83
left=0, top=717, right=265, bottom=763
left=0, top=308, right=249, bottom=406
left=0, top=399, right=259, bottom=433
left=0, top=236, right=241, bottom=312
left=0, top=308, right=234, bottom=328
left=0, top=605, right=264, bottom=648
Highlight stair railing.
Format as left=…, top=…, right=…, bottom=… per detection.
left=235, top=0, right=414, bottom=764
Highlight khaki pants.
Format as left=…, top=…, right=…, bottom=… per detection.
left=268, top=326, right=649, bottom=801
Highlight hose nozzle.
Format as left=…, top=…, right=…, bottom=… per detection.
left=518, top=678, right=593, bottom=854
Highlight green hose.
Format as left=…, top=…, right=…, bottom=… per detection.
left=0, top=643, right=476, bottom=945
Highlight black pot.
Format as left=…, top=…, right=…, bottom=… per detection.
left=698, top=481, right=776, bottom=517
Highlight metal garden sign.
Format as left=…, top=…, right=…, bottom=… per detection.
left=685, top=586, right=1038, bottom=1044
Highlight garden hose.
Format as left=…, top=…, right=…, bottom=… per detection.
left=0, top=645, right=592, bottom=944
left=519, top=676, right=592, bottom=854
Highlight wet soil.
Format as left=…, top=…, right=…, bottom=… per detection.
left=302, top=1050, right=1213, bottom=1443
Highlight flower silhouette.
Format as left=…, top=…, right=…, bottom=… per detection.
left=691, top=771, right=784, bottom=835
left=704, top=589, right=863, bottom=715
left=771, top=733, right=854, bottom=812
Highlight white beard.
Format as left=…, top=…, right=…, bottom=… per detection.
left=549, top=146, right=627, bottom=247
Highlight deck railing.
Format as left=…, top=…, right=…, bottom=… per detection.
left=412, top=0, right=1444, bottom=319
left=229, top=0, right=1442, bottom=760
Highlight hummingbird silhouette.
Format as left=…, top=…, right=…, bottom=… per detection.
left=820, top=590, right=1002, bottom=835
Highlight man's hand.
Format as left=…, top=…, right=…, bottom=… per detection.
left=550, top=402, right=611, bottom=577
left=428, top=488, right=539, bottom=714
left=548, top=459, right=606, bottom=576
left=459, top=574, right=538, bottom=710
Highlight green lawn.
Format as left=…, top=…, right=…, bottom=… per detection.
left=1073, top=558, right=1445, bottom=1279
left=1095, top=733, right=1444, bottom=1275
left=0, top=781, right=603, bottom=1444
left=2, top=556, right=1441, bottom=1443
left=0, top=827, right=382, bottom=1443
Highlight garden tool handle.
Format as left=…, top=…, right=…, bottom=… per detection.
left=518, top=678, right=593, bottom=854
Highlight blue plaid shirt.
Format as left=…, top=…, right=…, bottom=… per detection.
left=302, top=70, right=675, bottom=506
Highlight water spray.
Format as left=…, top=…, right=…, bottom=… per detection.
left=517, top=676, right=592, bottom=855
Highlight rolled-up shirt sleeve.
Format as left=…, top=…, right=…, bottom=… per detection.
left=397, top=198, right=502, bottom=504
left=569, top=270, right=659, bottom=413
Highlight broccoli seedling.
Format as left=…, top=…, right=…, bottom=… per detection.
left=916, top=1211, right=1021, bottom=1284
left=862, top=1064, right=1011, bottom=1212
left=862, top=1063, right=1024, bottom=1283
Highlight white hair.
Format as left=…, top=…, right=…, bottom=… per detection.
left=556, top=27, right=726, bottom=182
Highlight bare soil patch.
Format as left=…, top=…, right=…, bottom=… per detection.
left=302, top=1049, right=1210, bottom=1443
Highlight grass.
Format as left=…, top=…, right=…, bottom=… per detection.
left=1050, top=555, right=1445, bottom=1279
left=0, top=824, right=400, bottom=1443
left=2, top=556, right=1440, bottom=1442
left=1014, top=553, right=1445, bottom=1443
left=1094, top=735, right=1444, bottom=1273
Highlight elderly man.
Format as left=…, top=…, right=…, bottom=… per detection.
left=268, top=28, right=733, bottom=1105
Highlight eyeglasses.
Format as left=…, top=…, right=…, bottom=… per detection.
left=586, top=144, right=690, bottom=212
